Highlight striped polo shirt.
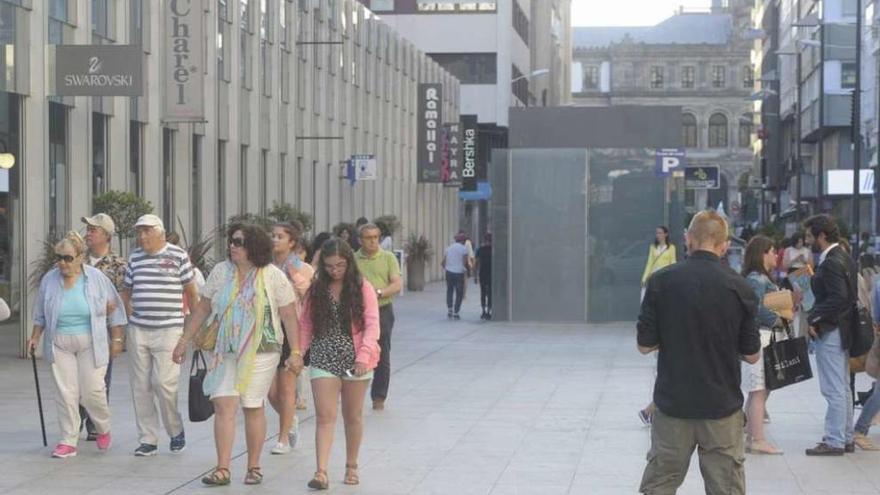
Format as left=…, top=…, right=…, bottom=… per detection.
left=123, top=243, right=195, bottom=329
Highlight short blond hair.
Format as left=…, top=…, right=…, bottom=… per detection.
left=687, top=210, right=729, bottom=247
left=55, top=231, right=86, bottom=258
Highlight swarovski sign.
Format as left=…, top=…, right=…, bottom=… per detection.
left=163, top=0, right=205, bottom=122
left=54, top=45, right=143, bottom=96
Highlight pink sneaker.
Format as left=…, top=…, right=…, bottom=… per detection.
left=51, top=444, right=77, bottom=458
left=96, top=432, right=111, bottom=451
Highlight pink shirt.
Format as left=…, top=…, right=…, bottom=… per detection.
left=298, top=279, right=381, bottom=369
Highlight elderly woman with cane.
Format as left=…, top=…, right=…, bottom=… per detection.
left=27, top=231, right=127, bottom=458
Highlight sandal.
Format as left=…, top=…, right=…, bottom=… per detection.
left=244, top=467, right=263, bottom=485
left=344, top=463, right=359, bottom=485
left=745, top=439, right=783, bottom=455
left=201, top=467, right=231, bottom=486
left=307, top=470, right=329, bottom=490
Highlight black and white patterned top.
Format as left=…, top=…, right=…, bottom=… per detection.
left=308, top=295, right=356, bottom=377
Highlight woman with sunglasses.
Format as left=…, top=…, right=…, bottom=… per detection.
left=172, top=223, right=302, bottom=486
left=299, top=239, right=380, bottom=490
left=27, top=231, right=127, bottom=458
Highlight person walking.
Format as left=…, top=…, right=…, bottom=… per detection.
left=121, top=214, right=200, bottom=457
left=172, top=223, right=302, bottom=486
left=300, top=239, right=381, bottom=490
left=267, top=221, right=315, bottom=455
left=354, top=222, right=402, bottom=411
left=27, top=231, right=127, bottom=458
left=742, top=235, right=788, bottom=455
left=804, top=214, right=857, bottom=456
left=782, top=232, right=812, bottom=273
left=640, top=226, right=677, bottom=302
left=79, top=213, right=127, bottom=441
left=309, top=232, right=333, bottom=267
left=474, top=233, right=493, bottom=320
left=442, top=233, right=470, bottom=319
left=637, top=210, right=760, bottom=495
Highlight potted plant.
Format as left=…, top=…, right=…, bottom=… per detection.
left=404, top=233, right=433, bottom=291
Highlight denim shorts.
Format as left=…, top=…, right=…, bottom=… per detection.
left=309, top=366, right=373, bottom=381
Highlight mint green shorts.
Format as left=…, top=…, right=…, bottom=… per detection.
left=309, top=366, right=373, bottom=381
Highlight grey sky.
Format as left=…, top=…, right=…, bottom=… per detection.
left=571, top=0, right=714, bottom=27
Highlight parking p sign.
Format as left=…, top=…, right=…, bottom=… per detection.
left=655, top=149, right=686, bottom=178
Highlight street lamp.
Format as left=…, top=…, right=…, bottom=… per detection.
left=775, top=49, right=804, bottom=223
left=0, top=139, right=15, bottom=170
left=510, top=68, right=549, bottom=84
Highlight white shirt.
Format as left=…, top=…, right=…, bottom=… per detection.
left=819, top=243, right=840, bottom=266
left=444, top=243, right=470, bottom=274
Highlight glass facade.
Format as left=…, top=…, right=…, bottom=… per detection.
left=0, top=90, right=21, bottom=334
left=48, top=102, right=68, bottom=238
left=162, top=128, right=174, bottom=228
left=192, top=134, right=202, bottom=240
left=92, top=113, right=107, bottom=202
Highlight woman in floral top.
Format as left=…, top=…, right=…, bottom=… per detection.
left=173, top=224, right=302, bottom=486
left=299, top=239, right=380, bottom=490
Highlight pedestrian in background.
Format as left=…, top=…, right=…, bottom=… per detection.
left=309, top=232, right=333, bottom=267
left=300, top=239, right=381, bottom=490
left=804, top=214, right=856, bottom=456
left=172, top=223, right=302, bottom=486
left=782, top=232, right=812, bottom=273
left=27, top=231, right=127, bottom=458
left=79, top=213, right=127, bottom=441
left=121, top=215, right=199, bottom=457
left=355, top=223, right=402, bottom=411
left=475, top=233, right=493, bottom=320
left=637, top=210, right=760, bottom=494
left=442, top=233, right=470, bottom=320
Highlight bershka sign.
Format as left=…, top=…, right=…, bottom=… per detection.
left=55, top=45, right=143, bottom=96
left=163, top=0, right=205, bottom=122
left=442, top=123, right=461, bottom=187
left=417, top=83, right=443, bottom=182
left=460, top=115, right=479, bottom=191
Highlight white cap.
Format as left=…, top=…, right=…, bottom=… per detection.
left=134, top=214, right=164, bottom=230
left=81, top=213, right=116, bottom=236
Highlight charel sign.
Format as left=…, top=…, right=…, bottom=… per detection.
left=417, top=83, right=443, bottom=183
left=461, top=115, right=479, bottom=191
left=54, top=45, right=143, bottom=96
left=163, top=0, right=205, bottom=121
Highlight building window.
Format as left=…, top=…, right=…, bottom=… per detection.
left=682, top=113, right=698, bottom=148
left=650, top=66, right=664, bottom=89
left=372, top=0, right=394, bottom=11
left=681, top=66, right=695, bottom=89
left=708, top=113, right=728, bottom=148
left=418, top=3, right=497, bottom=13
left=129, top=121, right=142, bottom=195
left=241, top=0, right=252, bottom=88
left=279, top=153, right=287, bottom=202
left=260, top=150, right=268, bottom=215
left=260, top=0, right=270, bottom=95
left=739, top=116, right=753, bottom=148
left=742, top=65, right=754, bottom=89
left=218, top=0, right=232, bottom=81
left=92, top=113, right=107, bottom=202
left=583, top=66, right=599, bottom=90
left=130, top=0, right=144, bottom=45
left=712, top=65, right=726, bottom=88
left=428, top=53, right=497, bottom=84
left=48, top=102, right=69, bottom=238
left=512, top=1, right=529, bottom=45
left=192, top=134, right=202, bottom=240
left=162, top=128, right=174, bottom=228
left=842, top=62, right=857, bottom=89
left=240, top=145, right=248, bottom=213
left=218, top=140, right=226, bottom=226
left=91, top=0, right=113, bottom=40
left=49, top=0, right=71, bottom=44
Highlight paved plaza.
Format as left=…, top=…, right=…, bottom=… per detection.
left=1, top=282, right=880, bottom=494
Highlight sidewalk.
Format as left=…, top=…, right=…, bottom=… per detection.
left=1, top=282, right=879, bottom=494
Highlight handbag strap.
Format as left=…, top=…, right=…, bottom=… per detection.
left=190, top=350, right=207, bottom=375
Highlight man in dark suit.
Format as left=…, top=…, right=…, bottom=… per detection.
left=637, top=209, right=760, bottom=494
left=804, top=214, right=856, bottom=456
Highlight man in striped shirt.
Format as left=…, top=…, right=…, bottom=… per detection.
left=121, top=214, right=200, bottom=457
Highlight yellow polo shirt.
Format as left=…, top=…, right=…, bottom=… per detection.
left=355, top=248, right=401, bottom=307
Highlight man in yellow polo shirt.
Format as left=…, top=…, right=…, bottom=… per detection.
left=355, top=222, right=403, bottom=411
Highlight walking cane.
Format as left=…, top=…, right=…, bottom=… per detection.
left=31, top=350, right=48, bottom=447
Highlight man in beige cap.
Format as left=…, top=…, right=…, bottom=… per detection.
left=79, top=213, right=128, bottom=441
left=121, top=214, right=199, bottom=456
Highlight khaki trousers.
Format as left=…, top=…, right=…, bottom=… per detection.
left=128, top=325, right=184, bottom=446
left=640, top=409, right=746, bottom=495
left=51, top=334, right=111, bottom=447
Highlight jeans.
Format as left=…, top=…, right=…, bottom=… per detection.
left=371, top=304, right=395, bottom=402
left=856, top=381, right=880, bottom=435
left=446, top=271, right=465, bottom=313
left=815, top=328, right=854, bottom=448
left=479, top=276, right=492, bottom=311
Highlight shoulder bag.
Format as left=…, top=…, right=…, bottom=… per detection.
left=839, top=260, right=875, bottom=358
left=763, top=320, right=813, bottom=390
left=188, top=350, right=214, bottom=422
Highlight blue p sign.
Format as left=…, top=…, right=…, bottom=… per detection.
left=655, top=149, right=686, bottom=178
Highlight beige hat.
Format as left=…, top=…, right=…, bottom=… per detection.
left=134, top=214, right=164, bottom=230
left=81, top=213, right=116, bottom=236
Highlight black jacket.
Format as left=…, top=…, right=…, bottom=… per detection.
left=808, top=245, right=856, bottom=349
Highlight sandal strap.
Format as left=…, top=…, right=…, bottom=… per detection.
left=345, top=463, right=358, bottom=469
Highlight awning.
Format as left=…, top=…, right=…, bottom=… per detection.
left=459, top=181, right=492, bottom=201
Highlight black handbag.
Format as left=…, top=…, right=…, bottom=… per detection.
left=188, top=350, right=214, bottom=422
left=763, top=321, right=813, bottom=391
left=840, top=264, right=875, bottom=358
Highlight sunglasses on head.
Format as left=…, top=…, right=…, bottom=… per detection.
left=230, top=237, right=245, bottom=247
left=55, top=254, right=76, bottom=263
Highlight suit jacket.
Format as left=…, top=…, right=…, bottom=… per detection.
left=808, top=245, right=856, bottom=349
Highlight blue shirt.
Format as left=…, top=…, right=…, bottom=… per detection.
left=33, top=265, right=128, bottom=367
left=56, top=277, right=92, bottom=335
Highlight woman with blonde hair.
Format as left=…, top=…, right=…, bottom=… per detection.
left=27, top=231, right=127, bottom=458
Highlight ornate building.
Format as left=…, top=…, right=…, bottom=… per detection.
left=572, top=1, right=756, bottom=221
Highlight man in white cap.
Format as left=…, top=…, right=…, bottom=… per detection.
left=79, top=213, right=128, bottom=440
left=121, top=214, right=199, bottom=457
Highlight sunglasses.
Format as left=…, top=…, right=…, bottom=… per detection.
left=230, top=237, right=245, bottom=248
left=55, top=254, right=76, bottom=263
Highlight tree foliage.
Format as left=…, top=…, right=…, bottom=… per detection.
left=93, top=190, right=154, bottom=252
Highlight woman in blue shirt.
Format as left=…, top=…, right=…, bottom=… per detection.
left=27, top=231, right=127, bottom=458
